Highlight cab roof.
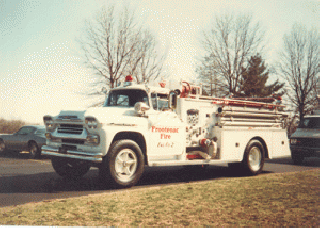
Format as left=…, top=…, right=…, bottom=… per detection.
left=111, top=84, right=170, bottom=94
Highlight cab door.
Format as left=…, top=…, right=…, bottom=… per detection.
left=147, top=92, right=185, bottom=157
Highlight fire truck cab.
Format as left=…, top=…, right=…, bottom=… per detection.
left=42, top=76, right=291, bottom=188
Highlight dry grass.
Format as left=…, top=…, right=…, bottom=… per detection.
left=0, top=118, right=26, bottom=134
left=0, top=169, right=318, bottom=226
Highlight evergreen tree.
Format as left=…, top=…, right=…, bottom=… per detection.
left=237, top=54, right=284, bottom=97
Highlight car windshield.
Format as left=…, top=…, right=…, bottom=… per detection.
left=299, top=117, right=320, bottom=129
left=17, top=127, right=34, bottom=134
left=104, top=89, right=149, bottom=107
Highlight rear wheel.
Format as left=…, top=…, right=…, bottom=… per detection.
left=51, top=157, right=91, bottom=178
left=242, top=140, right=265, bottom=175
left=99, top=140, right=145, bottom=188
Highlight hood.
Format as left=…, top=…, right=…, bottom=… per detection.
left=291, top=128, right=320, bottom=139
left=58, top=107, right=138, bottom=124
left=58, top=108, right=87, bottom=120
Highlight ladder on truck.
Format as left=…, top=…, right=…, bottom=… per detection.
left=200, top=96, right=289, bottom=128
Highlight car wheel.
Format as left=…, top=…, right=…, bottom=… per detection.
left=51, top=157, right=91, bottom=178
left=0, top=139, right=6, bottom=154
left=99, top=140, right=145, bottom=188
left=242, top=140, right=265, bottom=175
left=29, top=142, right=40, bottom=159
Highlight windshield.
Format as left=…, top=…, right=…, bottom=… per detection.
left=299, top=117, right=320, bottom=129
left=104, top=89, right=149, bottom=107
left=151, top=93, right=169, bottom=110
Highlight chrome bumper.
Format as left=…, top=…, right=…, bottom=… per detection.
left=41, top=145, right=103, bottom=162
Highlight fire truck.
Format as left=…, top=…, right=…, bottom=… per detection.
left=41, top=76, right=291, bottom=188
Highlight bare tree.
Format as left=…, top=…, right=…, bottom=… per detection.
left=278, top=24, right=319, bottom=122
left=196, top=56, right=227, bottom=96
left=200, top=13, right=265, bottom=94
left=79, top=5, right=140, bottom=89
left=79, top=4, right=166, bottom=96
left=127, top=29, right=167, bottom=84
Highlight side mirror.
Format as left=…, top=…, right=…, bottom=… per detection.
left=169, top=90, right=180, bottom=109
left=134, top=102, right=150, bottom=117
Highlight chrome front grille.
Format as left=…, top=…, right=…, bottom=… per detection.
left=57, top=124, right=84, bottom=135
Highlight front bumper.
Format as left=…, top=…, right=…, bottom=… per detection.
left=41, top=145, right=103, bottom=162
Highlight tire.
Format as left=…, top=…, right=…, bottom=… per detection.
left=0, top=139, right=6, bottom=154
left=99, top=140, right=145, bottom=188
left=242, top=140, right=265, bottom=175
left=51, top=157, right=91, bottom=178
left=29, top=141, right=40, bottom=159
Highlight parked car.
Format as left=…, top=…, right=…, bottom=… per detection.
left=0, top=125, right=46, bottom=159
left=290, top=115, right=320, bottom=164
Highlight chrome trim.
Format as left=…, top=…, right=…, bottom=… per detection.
left=41, top=145, right=103, bottom=162
left=52, top=126, right=88, bottom=139
left=57, top=116, right=82, bottom=122
left=107, top=123, right=137, bottom=126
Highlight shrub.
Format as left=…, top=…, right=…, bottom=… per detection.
left=0, top=118, right=26, bottom=134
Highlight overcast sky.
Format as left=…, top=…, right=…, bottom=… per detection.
left=0, top=0, right=318, bottom=123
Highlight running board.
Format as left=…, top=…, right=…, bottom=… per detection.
left=148, top=159, right=242, bottom=167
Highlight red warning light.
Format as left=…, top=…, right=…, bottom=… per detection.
left=125, top=75, right=133, bottom=82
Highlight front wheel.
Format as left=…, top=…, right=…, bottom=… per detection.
left=242, top=140, right=265, bottom=175
left=99, top=140, right=145, bottom=188
left=51, top=157, right=91, bottom=178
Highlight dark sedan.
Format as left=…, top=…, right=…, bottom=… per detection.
left=0, top=125, right=46, bottom=159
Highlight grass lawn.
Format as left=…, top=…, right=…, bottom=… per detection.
left=0, top=169, right=318, bottom=226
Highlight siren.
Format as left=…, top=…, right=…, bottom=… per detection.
left=124, top=75, right=133, bottom=86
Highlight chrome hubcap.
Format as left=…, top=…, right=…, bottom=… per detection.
left=30, top=144, right=37, bottom=154
left=248, top=147, right=261, bottom=172
left=115, top=149, right=137, bottom=182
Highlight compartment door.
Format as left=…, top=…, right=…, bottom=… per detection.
left=147, top=112, right=185, bottom=156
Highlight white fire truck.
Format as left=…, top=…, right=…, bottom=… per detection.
left=42, top=76, right=291, bottom=188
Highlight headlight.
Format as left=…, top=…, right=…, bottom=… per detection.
left=45, top=133, right=52, bottom=139
left=43, top=116, right=55, bottom=132
left=290, top=138, right=298, bottom=144
left=85, top=117, right=98, bottom=129
left=45, top=133, right=61, bottom=142
left=86, top=134, right=100, bottom=144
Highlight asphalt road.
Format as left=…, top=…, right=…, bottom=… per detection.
left=0, top=152, right=319, bottom=208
